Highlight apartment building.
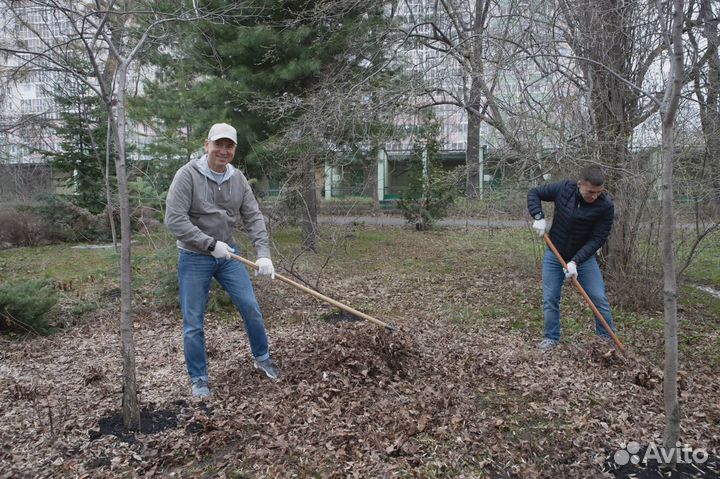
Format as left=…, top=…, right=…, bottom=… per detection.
left=0, top=2, right=153, bottom=168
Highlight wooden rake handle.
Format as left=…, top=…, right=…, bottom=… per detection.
left=228, top=252, right=395, bottom=331
left=543, top=234, right=625, bottom=354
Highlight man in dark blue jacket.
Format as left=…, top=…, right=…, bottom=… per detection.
left=527, top=165, right=616, bottom=350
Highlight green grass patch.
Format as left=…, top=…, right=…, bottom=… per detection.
left=509, top=305, right=542, bottom=332
left=0, top=243, right=117, bottom=284
left=697, top=335, right=720, bottom=369
left=70, top=301, right=101, bottom=318
left=680, top=284, right=720, bottom=319
left=558, top=314, right=585, bottom=339
left=677, top=229, right=720, bottom=287
left=267, top=227, right=302, bottom=248
left=321, top=196, right=373, bottom=204
left=442, top=304, right=481, bottom=327
left=614, top=310, right=664, bottom=332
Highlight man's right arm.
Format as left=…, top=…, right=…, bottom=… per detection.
left=527, top=181, right=566, bottom=217
left=164, top=168, right=214, bottom=251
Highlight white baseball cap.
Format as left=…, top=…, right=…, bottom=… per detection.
left=207, top=123, right=237, bottom=144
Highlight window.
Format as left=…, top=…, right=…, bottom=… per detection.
left=20, top=97, right=52, bottom=114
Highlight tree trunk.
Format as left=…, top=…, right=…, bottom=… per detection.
left=465, top=79, right=481, bottom=198
left=661, top=104, right=680, bottom=467
left=661, top=0, right=684, bottom=460
left=106, top=116, right=118, bottom=251
left=367, top=149, right=380, bottom=211
left=587, top=23, right=633, bottom=273
left=560, top=0, right=643, bottom=280
left=111, top=62, right=140, bottom=431
left=465, top=0, right=487, bottom=198
left=300, top=155, right=318, bottom=251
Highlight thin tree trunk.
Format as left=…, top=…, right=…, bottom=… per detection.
left=661, top=0, right=684, bottom=460
left=367, top=149, right=380, bottom=211
left=99, top=30, right=120, bottom=253
left=111, top=62, right=140, bottom=431
left=465, top=88, right=481, bottom=198
left=661, top=104, right=680, bottom=466
left=105, top=117, right=118, bottom=251
left=301, top=155, right=318, bottom=251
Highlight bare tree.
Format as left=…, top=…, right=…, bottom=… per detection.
left=555, top=0, right=668, bottom=282
left=256, top=77, right=403, bottom=253
left=398, top=0, right=508, bottom=195
left=0, top=161, right=52, bottom=202
left=395, top=0, right=576, bottom=196
left=0, top=0, right=231, bottom=430
left=660, top=0, right=685, bottom=458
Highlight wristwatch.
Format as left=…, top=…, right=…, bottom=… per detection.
left=207, top=239, right=217, bottom=252
left=533, top=213, right=544, bottom=220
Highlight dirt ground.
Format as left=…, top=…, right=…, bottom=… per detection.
left=1, top=226, right=718, bottom=478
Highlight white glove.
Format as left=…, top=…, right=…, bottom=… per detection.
left=532, top=218, right=547, bottom=236
left=255, top=257, right=275, bottom=279
left=210, top=240, right=234, bottom=259
left=564, top=261, right=577, bottom=279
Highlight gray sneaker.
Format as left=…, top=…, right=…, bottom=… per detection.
left=254, top=358, right=280, bottom=380
left=537, top=338, right=559, bottom=351
left=191, top=377, right=210, bottom=397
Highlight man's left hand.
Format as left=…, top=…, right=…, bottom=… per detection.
left=564, top=261, right=577, bottom=279
left=255, top=257, right=275, bottom=279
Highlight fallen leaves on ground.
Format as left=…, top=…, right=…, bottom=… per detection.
left=1, top=227, right=718, bottom=478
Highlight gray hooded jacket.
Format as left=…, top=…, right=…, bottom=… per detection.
left=165, top=155, right=270, bottom=258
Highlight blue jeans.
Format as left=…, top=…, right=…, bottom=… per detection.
left=542, top=248, right=615, bottom=341
left=178, top=247, right=270, bottom=381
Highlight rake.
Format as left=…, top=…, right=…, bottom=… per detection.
left=229, top=252, right=396, bottom=332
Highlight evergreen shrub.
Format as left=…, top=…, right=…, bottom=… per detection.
left=398, top=119, right=460, bottom=230
left=0, top=280, right=58, bottom=335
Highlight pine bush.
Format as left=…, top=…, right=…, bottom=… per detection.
left=0, top=280, right=58, bottom=335
left=398, top=120, right=460, bottom=230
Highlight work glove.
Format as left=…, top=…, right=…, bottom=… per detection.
left=255, top=257, right=275, bottom=279
left=564, top=261, right=577, bottom=280
left=210, top=240, right=234, bottom=259
left=532, top=218, right=547, bottom=237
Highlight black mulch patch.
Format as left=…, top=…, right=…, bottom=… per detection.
left=185, top=421, right=205, bottom=434
left=86, top=456, right=112, bottom=469
left=605, top=445, right=720, bottom=478
left=322, top=310, right=363, bottom=324
left=102, top=287, right=121, bottom=300
left=89, top=405, right=179, bottom=444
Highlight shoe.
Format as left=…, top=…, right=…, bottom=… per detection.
left=254, top=358, right=280, bottom=380
left=537, top=338, right=559, bottom=351
left=191, top=377, right=210, bottom=397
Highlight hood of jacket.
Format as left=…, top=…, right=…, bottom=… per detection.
left=192, top=154, right=236, bottom=185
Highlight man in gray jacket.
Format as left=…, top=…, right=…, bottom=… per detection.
left=165, top=122, right=279, bottom=397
